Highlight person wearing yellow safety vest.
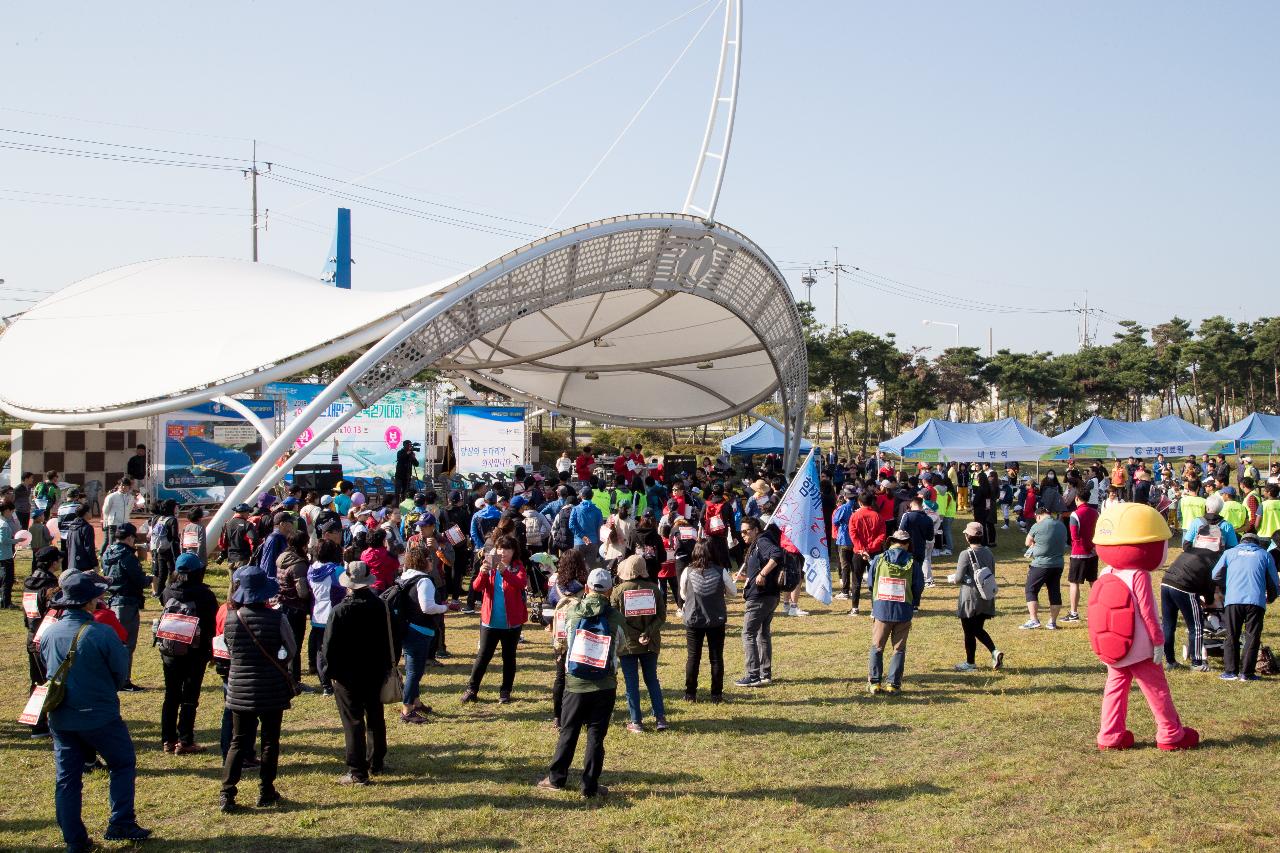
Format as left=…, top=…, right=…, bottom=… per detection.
left=1217, top=486, right=1249, bottom=533
left=935, top=483, right=957, bottom=555
left=1178, top=480, right=1208, bottom=533
left=1258, top=484, right=1280, bottom=539
left=1240, top=477, right=1262, bottom=533
left=1181, top=495, right=1238, bottom=557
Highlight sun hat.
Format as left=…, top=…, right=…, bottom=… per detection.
left=510, top=494, right=528, bottom=510
left=587, top=567, right=614, bottom=593
left=891, top=528, right=911, bottom=542
left=341, top=560, right=374, bottom=590
left=963, top=521, right=985, bottom=538
left=256, top=493, right=277, bottom=510
left=230, top=565, right=279, bottom=605
left=351, top=492, right=367, bottom=507
left=616, top=554, right=647, bottom=581
left=281, top=497, right=299, bottom=508
left=51, top=572, right=109, bottom=608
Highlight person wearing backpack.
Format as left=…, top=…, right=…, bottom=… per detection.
left=537, top=567, right=625, bottom=799
left=866, top=528, right=926, bottom=694
left=102, top=522, right=149, bottom=692
left=611, top=554, right=668, bottom=733
left=550, top=493, right=577, bottom=559
left=306, top=538, right=346, bottom=696
left=947, top=522, right=1003, bottom=672
left=220, top=564, right=297, bottom=813
left=41, top=571, right=152, bottom=850
left=62, top=500, right=99, bottom=575
left=461, top=534, right=528, bottom=704
left=217, top=503, right=255, bottom=569
left=1212, top=532, right=1280, bottom=681
left=157, top=552, right=218, bottom=755
left=681, top=541, right=737, bottom=702
left=522, top=501, right=552, bottom=560
left=180, top=507, right=208, bottom=567
left=322, top=560, right=395, bottom=785
left=147, top=499, right=179, bottom=597
left=23, top=545, right=63, bottom=737
left=1182, top=494, right=1238, bottom=557
left=395, top=546, right=449, bottom=724
left=734, top=516, right=784, bottom=688
left=276, top=530, right=313, bottom=692
left=34, top=469, right=61, bottom=519
left=546, top=549, right=588, bottom=728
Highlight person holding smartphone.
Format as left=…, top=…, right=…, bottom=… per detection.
left=460, top=535, right=528, bottom=705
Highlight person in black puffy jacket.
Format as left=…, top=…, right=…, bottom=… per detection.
left=220, top=565, right=295, bottom=813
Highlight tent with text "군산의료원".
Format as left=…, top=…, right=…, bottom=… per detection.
left=720, top=419, right=813, bottom=457
left=1216, top=413, right=1280, bottom=456
left=1045, top=414, right=1236, bottom=461
left=877, top=417, right=1057, bottom=463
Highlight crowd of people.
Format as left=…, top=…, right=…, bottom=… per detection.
left=4, top=444, right=1280, bottom=851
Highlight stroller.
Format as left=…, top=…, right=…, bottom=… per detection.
left=1181, top=602, right=1227, bottom=663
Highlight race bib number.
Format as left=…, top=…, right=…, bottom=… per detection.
left=876, top=575, right=907, bottom=603
left=19, top=685, right=47, bottom=725
left=568, top=629, right=612, bottom=669
left=156, top=613, right=199, bottom=644
left=212, top=634, right=230, bottom=660
left=444, top=525, right=465, bottom=545
left=708, top=515, right=725, bottom=533
left=1192, top=534, right=1221, bottom=552
left=553, top=609, right=569, bottom=644
left=678, top=526, right=696, bottom=541
left=22, top=591, right=41, bottom=619
left=623, top=588, right=658, bottom=617
left=181, top=527, right=201, bottom=550
left=33, top=613, right=57, bottom=648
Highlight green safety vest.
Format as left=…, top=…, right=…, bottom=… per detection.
left=872, top=548, right=917, bottom=607
left=1179, top=495, right=1207, bottom=530
left=1220, top=499, right=1248, bottom=531
left=1260, top=500, right=1280, bottom=538
left=937, top=491, right=957, bottom=518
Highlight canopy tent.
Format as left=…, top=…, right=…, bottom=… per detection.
left=1216, top=413, right=1280, bottom=455
left=1046, top=415, right=1236, bottom=460
left=878, top=417, right=1057, bottom=463
left=720, top=419, right=813, bottom=456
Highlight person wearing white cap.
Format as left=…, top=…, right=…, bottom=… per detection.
left=538, top=567, right=624, bottom=799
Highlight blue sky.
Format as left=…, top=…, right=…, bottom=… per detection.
left=2, top=1, right=1276, bottom=354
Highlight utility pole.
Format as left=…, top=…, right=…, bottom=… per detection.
left=832, top=245, right=840, bottom=328
left=801, top=268, right=816, bottom=305
left=250, top=140, right=259, bottom=262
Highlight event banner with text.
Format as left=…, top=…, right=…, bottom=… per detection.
left=449, top=406, right=525, bottom=476
left=155, top=398, right=277, bottom=505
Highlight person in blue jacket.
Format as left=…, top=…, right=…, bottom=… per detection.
left=570, top=487, right=605, bottom=569
left=898, top=496, right=937, bottom=587
left=469, top=490, right=503, bottom=550
left=41, top=572, right=152, bottom=850
left=832, top=485, right=857, bottom=600
left=866, top=528, right=926, bottom=695
left=1212, top=532, right=1280, bottom=681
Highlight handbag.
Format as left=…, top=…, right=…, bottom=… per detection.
left=236, top=608, right=301, bottom=697
left=40, top=623, right=90, bottom=715
left=379, top=601, right=404, bottom=704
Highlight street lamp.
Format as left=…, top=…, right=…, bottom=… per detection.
left=922, top=319, right=959, bottom=347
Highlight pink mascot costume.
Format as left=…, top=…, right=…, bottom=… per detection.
left=1088, top=502, right=1199, bottom=751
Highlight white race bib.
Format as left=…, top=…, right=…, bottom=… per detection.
left=553, top=608, right=569, bottom=644
left=678, top=526, right=696, bottom=541
left=181, top=527, right=201, bottom=550
left=1192, top=533, right=1221, bottom=552
left=22, top=591, right=41, bottom=619
left=18, top=685, right=47, bottom=725
left=623, top=588, right=658, bottom=617
left=444, top=525, right=465, bottom=545
left=708, top=515, right=725, bottom=533
left=156, top=613, right=199, bottom=644
left=568, top=629, right=612, bottom=669
left=876, top=575, right=907, bottom=603
left=33, top=613, right=57, bottom=648
left=212, top=634, right=230, bottom=660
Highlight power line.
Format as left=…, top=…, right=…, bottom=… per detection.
left=0, top=139, right=245, bottom=171
left=0, top=127, right=249, bottom=164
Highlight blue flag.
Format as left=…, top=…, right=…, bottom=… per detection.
left=771, top=448, right=832, bottom=605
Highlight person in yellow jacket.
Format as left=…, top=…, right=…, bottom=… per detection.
left=1178, top=480, right=1208, bottom=533
left=1218, top=486, right=1249, bottom=533
left=1259, top=484, right=1280, bottom=539
left=936, top=484, right=957, bottom=556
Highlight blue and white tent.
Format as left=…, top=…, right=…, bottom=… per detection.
left=1216, top=413, right=1280, bottom=455
left=720, top=420, right=813, bottom=457
left=878, top=417, right=1057, bottom=463
left=1047, top=415, right=1235, bottom=460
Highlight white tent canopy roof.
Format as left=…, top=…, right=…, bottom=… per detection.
left=0, top=213, right=806, bottom=435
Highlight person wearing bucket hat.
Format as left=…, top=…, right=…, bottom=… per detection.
left=612, top=554, right=668, bottom=733
left=946, top=522, right=1003, bottom=672
left=157, top=552, right=218, bottom=755
left=41, top=569, right=153, bottom=849
left=220, top=564, right=295, bottom=812
left=322, top=560, right=394, bottom=785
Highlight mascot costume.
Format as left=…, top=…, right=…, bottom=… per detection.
left=1088, top=502, right=1199, bottom=751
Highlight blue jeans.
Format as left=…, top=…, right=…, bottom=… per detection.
left=51, top=718, right=138, bottom=849
left=940, top=519, right=953, bottom=551
left=402, top=629, right=433, bottom=706
left=619, top=652, right=666, bottom=724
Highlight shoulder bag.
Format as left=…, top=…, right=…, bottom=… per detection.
left=379, top=600, right=404, bottom=704
left=235, top=607, right=301, bottom=696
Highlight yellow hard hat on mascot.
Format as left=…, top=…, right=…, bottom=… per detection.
left=1094, top=502, right=1170, bottom=546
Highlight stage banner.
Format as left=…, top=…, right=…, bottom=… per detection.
left=155, top=398, right=277, bottom=505
left=449, top=406, right=525, bottom=476
left=264, top=382, right=427, bottom=483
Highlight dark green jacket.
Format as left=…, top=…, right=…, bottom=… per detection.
left=564, top=592, right=626, bottom=694
left=611, top=579, right=666, bottom=655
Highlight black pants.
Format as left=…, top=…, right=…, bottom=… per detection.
left=658, top=575, right=683, bottom=608
left=552, top=653, right=567, bottom=721
left=332, top=681, right=386, bottom=781
left=160, top=654, right=207, bottom=745
left=983, top=518, right=997, bottom=548
left=684, top=625, right=725, bottom=698
left=960, top=615, right=996, bottom=664
left=151, top=551, right=175, bottom=597
left=283, top=608, right=307, bottom=684
left=468, top=626, right=519, bottom=694
left=850, top=552, right=871, bottom=609
left=448, top=547, right=469, bottom=599
left=837, top=547, right=854, bottom=596
left=1223, top=603, right=1265, bottom=677
left=0, top=558, right=14, bottom=608
left=308, top=625, right=329, bottom=688
left=221, top=709, right=282, bottom=798
left=548, top=688, right=615, bottom=796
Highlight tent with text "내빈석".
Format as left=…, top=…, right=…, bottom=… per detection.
left=1045, top=414, right=1236, bottom=461
left=877, top=417, right=1057, bottom=463
left=1216, top=413, right=1280, bottom=455
left=720, top=419, right=813, bottom=457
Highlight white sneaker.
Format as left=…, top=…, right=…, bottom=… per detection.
left=792, top=607, right=810, bottom=617
left=835, top=592, right=850, bottom=600
left=954, top=662, right=977, bottom=672
left=1001, top=524, right=1009, bottom=530
left=992, top=649, right=1004, bottom=670
left=1045, top=621, right=1058, bottom=631
left=1018, top=619, right=1041, bottom=630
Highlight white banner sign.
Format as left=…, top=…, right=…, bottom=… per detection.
left=449, top=406, right=525, bottom=476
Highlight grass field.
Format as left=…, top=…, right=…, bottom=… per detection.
left=1, top=526, right=1277, bottom=852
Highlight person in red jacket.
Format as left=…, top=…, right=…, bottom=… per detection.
left=848, top=493, right=887, bottom=616
left=574, top=447, right=595, bottom=483
left=461, top=535, right=528, bottom=705
left=871, top=482, right=896, bottom=537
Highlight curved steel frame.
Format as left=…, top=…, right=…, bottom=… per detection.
left=205, top=212, right=806, bottom=542
left=682, top=0, right=742, bottom=223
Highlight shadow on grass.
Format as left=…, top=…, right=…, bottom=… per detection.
left=713, top=781, right=950, bottom=807
left=141, top=833, right=518, bottom=851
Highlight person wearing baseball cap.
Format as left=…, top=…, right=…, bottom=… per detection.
left=866, top=527, right=925, bottom=694
left=538, top=566, right=624, bottom=798
left=157, top=553, right=218, bottom=755
left=569, top=487, right=605, bottom=570
left=946, top=522, right=1003, bottom=672
left=101, top=521, right=149, bottom=692
left=42, top=569, right=153, bottom=847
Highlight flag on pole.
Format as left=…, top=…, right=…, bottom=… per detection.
left=770, top=447, right=832, bottom=605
